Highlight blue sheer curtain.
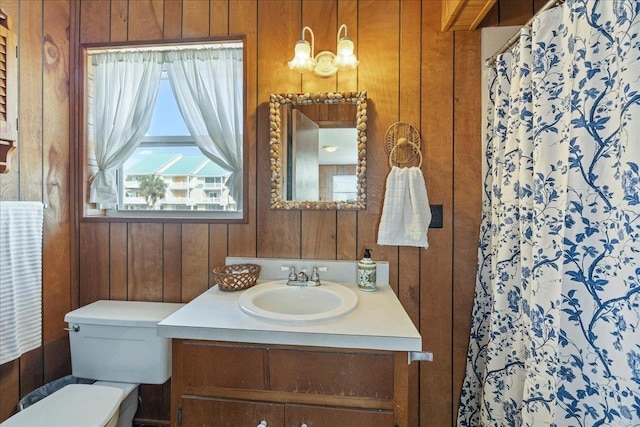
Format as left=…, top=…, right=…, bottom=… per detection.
left=458, top=1, right=640, bottom=425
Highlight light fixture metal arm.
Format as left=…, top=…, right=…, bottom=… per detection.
left=301, top=26, right=315, bottom=58
left=337, top=24, right=348, bottom=44
left=289, top=23, right=358, bottom=77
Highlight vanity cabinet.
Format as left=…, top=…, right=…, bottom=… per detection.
left=171, top=339, right=409, bottom=427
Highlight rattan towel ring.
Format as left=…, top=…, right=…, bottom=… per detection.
left=388, top=138, right=423, bottom=168
left=385, top=122, right=423, bottom=168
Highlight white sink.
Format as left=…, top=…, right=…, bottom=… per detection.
left=238, top=280, right=358, bottom=324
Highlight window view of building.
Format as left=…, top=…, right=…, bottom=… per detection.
left=86, top=41, right=244, bottom=218
left=122, top=152, right=235, bottom=211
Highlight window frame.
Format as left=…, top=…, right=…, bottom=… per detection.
left=77, top=36, right=248, bottom=223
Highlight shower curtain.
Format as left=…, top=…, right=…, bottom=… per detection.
left=458, top=1, right=640, bottom=426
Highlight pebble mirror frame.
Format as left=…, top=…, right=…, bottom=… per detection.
left=269, top=91, right=367, bottom=210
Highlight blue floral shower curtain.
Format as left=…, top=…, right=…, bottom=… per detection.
left=458, top=1, right=640, bottom=426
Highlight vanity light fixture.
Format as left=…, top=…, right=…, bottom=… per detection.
left=288, top=24, right=359, bottom=77
left=322, top=145, right=338, bottom=153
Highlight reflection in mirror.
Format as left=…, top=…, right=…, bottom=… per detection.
left=269, top=92, right=367, bottom=210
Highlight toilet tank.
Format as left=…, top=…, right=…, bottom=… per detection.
left=64, top=300, right=184, bottom=384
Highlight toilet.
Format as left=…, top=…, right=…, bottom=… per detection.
left=1, top=300, right=184, bottom=427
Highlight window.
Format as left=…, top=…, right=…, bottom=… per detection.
left=81, top=38, right=246, bottom=221
left=332, top=175, right=358, bottom=202
left=120, top=78, right=236, bottom=213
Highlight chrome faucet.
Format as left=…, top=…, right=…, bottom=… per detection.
left=310, top=267, right=321, bottom=285
left=285, top=266, right=321, bottom=286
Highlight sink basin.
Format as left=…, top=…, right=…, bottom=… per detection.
left=238, top=280, right=358, bottom=324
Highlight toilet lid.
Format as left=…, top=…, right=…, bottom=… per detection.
left=1, top=384, right=123, bottom=427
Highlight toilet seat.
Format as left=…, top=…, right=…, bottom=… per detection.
left=1, top=384, right=123, bottom=427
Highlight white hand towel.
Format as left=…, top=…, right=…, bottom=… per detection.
left=0, top=201, right=44, bottom=365
left=377, top=166, right=432, bottom=248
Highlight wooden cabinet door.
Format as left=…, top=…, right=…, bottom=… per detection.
left=284, top=404, right=394, bottom=427
left=181, top=397, right=284, bottom=427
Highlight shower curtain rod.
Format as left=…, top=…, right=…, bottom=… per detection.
left=484, top=0, right=565, bottom=67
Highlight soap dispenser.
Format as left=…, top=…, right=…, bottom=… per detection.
left=357, top=249, right=377, bottom=292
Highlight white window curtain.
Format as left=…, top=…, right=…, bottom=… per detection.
left=164, top=48, right=243, bottom=208
left=90, top=51, right=163, bottom=210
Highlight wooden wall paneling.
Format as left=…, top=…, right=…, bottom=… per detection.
left=479, top=2, right=500, bottom=27
left=42, top=0, right=72, bottom=384
left=17, top=345, right=42, bottom=409
left=69, top=0, right=79, bottom=322
left=398, top=0, right=422, bottom=323
left=334, top=0, right=358, bottom=262
left=452, top=29, right=483, bottom=423
left=163, top=223, right=182, bottom=303
left=301, top=211, right=337, bottom=259
left=79, top=0, right=110, bottom=43
left=301, top=0, right=337, bottom=93
left=163, top=0, right=182, bottom=39
left=420, top=1, right=455, bottom=425
left=110, top=0, right=129, bottom=42
left=182, top=0, right=209, bottom=37
left=161, top=380, right=172, bottom=423
left=336, top=211, right=357, bottom=260
left=398, top=2, right=422, bottom=424
left=228, top=0, right=257, bottom=257
left=0, top=0, right=19, bottom=200
left=79, top=222, right=110, bottom=305
left=497, top=0, right=534, bottom=26
left=336, top=0, right=357, bottom=92
left=18, top=0, right=43, bottom=202
left=136, top=384, right=164, bottom=422
left=0, top=163, right=18, bottom=200
left=109, top=223, right=128, bottom=300
left=356, top=0, right=400, bottom=292
left=300, top=0, right=337, bottom=261
left=209, top=224, right=228, bottom=286
left=181, top=224, right=210, bottom=302
left=256, top=0, right=301, bottom=258
left=14, top=0, right=45, bottom=404
left=209, top=0, right=228, bottom=36
left=127, top=223, right=164, bottom=301
left=127, top=0, right=163, bottom=41
left=534, top=0, right=548, bottom=13
left=0, top=4, right=19, bottom=415
left=0, top=361, right=19, bottom=420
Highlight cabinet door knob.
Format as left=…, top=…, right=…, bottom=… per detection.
left=256, top=421, right=267, bottom=427
left=301, top=424, right=308, bottom=427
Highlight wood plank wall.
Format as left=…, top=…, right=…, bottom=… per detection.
left=0, top=0, right=73, bottom=422
left=0, top=0, right=542, bottom=425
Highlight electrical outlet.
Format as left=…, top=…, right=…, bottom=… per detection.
left=430, top=204, right=443, bottom=228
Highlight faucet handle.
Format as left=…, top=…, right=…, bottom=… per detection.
left=309, top=267, right=322, bottom=286
left=287, top=266, right=297, bottom=281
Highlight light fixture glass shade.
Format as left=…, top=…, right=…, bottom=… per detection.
left=288, top=40, right=316, bottom=73
left=334, top=37, right=359, bottom=70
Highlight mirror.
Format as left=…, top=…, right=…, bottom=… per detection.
left=269, top=91, right=367, bottom=210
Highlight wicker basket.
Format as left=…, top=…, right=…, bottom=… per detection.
left=212, top=264, right=261, bottom=292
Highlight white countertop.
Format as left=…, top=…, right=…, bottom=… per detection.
left=158, top=281, right=421, bottom=352
left=157, top=258, right=422, bottom=352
